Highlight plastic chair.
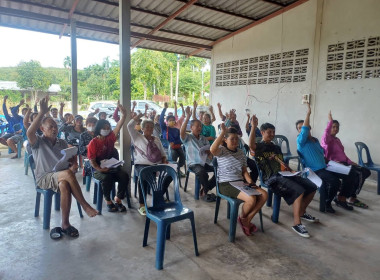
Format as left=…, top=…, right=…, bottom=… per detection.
left=29, top=155, right=83, bottom=229
left=212, top=159, right=263, bottom=242
left=131, top=145, right=139, bottom=198
left=255, top=163, right=282, bottom=223
left=273, top=135, right=300, bottom=170
left=183, top=167, right=202, bottom=200
left=92, top=178, right=117, bottom=214
left=355, top=142, right=380, bottom=194
left=139, top=165, right=199, bottom=270
left=297, top=151, right=327, bottom=212
left=8, top=138, right=22, bottom=158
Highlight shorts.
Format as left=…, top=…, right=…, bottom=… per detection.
left=266, top=174, right=317, bottom=205
left=219, top=182, right=240, bottom=199
left=37, top=172, right=60, bottom=192
left=3, top=133, right=23, bottom=144
left=1, top=133, right=14, bottom=140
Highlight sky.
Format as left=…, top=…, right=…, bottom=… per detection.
left=0, top=26, right=120, bottom=69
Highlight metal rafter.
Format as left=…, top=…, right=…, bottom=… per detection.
left=59, top=0, right=80, bottom=38
left=131, top=0, right=198, bottom=49
left=261, top=0, right=287, bottom=7
left=0, top=7, right=213, bottom=50
left=4, top=0, right=215, bottom=41
left=175, top=0, right=257, bottom=21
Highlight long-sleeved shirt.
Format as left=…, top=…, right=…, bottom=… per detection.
left=321, top=120, right=354, bottom=165
left=3, top=102, right=23, bottom=134
left=297, top=126, right=326, bottom=171
left=160, top=108, right=182, bottom=146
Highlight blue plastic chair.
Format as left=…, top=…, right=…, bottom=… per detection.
left=8, top=139, right=22, bottom=158
left=355, top=142, right=380, bottom=194
left=212, top=159, right=263, bottom=242
left=297, top=151, right=327, bottom=212
left=273, top=135, right=300, bottom=170
left=139, top=165, right=199, bottom=270
left=183, top=167, right=202, bottom=200
left=255, top=163, right=282, bottom=223
left=92, top=178, right=117, bottom=214
left=29, top=155, right=83, bottom=229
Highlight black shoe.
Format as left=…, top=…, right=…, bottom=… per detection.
left=292, top=224, right=310, bottom=238
left=334, top=199, right=353, bottom=211
left=325, top=203, right=336, bottom=213
left=301, top=213, right=319, bottom=223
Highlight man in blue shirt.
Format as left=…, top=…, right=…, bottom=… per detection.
left=0, top=95, right=26, bottom=158
left=297, top=103, right=355, bottom=213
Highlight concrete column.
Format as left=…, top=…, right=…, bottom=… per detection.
left=70, top=19, right=78, bottom=116
left=119, top=0, right=132, bottom=189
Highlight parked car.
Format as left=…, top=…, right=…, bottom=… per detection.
left=88, top=101, right=117, bottom=115
left=131, top=100, right=174, bottom=115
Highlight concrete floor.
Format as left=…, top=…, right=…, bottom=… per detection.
left=1, top=147, right=380, bottom=280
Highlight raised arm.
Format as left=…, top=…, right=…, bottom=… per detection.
left=112, top=106, right=120, bottom=122
left=209, top=105, right=216, bottom=123
left=112, top=101, right=127, bottom=136
left=248, top=114, right=259, bottom=153
left=130, top=101, right=136, bottom=118
left=321, top=110, right=334, bottom=145
left=304, top=102, right=311, bottom=128
left=245, top=113, right=251, bottom=135
left=23, top=107, right=32, bottom=130
left=27, top=97, right=51, bottom=146
left=180, top=106, right=191, bottom=140
left=192, top=101, right=198, bottom=120
left=210, top=123, right=226, bottom=156
left=144, top=103, right=149, bottom=118
left=160, top=103, right=168, bottom=132
left=217, top=102, right=225, bottom=120
left=33, top=98, right=39, bottom=113
left=174, top=101, right=178, bottom=119
left=127, top=112, right=144, bottom=142
left=59, top=102, right=65, bottom=120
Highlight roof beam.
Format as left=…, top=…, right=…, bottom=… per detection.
left=59, top=0, right=80, bottom=38
left=91, top=0, right=234, bottom=32
left=188, top=0, right=308, bottom=57
left=0, top=7, right=212, bottom=50
left=175, top=0, right=257, bottom=21
left=5, top=0, right=215, bottom=41
left=261, top=0, right=287, bottom=7
left=131, top=0, right=198, bottom=49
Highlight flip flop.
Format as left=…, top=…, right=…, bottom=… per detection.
left=348, top=199, right=368, bottom=209
left=202, top=194, right=216, bottom=202
left=238, top=217, right=251, bottom=236
left=107, top=202, right=118, bottom=212
left=115, top=202, right=127, bottom=212
left=62, top=225, right=79, bottom=238
left=249, top=223, right=258, bottom=234
left=138, top=206, right=146, bottom=216
left=50, top=227, right=63, bottom=240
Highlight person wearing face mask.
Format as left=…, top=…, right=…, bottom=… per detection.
left=192, top=101, right=216, bottom=144
left=160, top=102, right=186, bottom=177
left=87, top=102, right=129, bottom=213
left=321, top=111, right=371, bottom=209
left=127, top=112, right=172, bottom=216
left=79, top=117, right=98, bottom=157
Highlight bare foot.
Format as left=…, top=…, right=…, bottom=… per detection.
left=83, top=205, right=99, bottom=217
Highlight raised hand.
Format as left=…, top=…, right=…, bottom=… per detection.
left=60, top=102, right=65, bottom=108
left=250, top=114, right=258, bottom=128
left=217, top=102, right=221, bottom=109
left=306, top=102, right=311, bottom=115
left=185, top=106, right=191, bottom=118
left=4, top=95, right=8, bottom=101
left=133, top=112, right=144, bottom=122
left=94, top=108, right=100, bottom=114
left=193, top=100, right=198, bottom=109
left=118, top=102, right=127, bottom=116
left=39, top=97, right=51, bottom=114
left=209, top=105, right=213, bottom=112
left=132, top=101, right=137, bottom=107
left=35, top=98, right=40, bottom=105
left=19, top=99, right=25, bottom=106
left=328, top=110, right=333, bottom=121
left=220, top=123, right=226, bottom=133
left=164, top=102, right=168, bottom=109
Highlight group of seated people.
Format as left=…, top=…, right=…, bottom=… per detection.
left=2, top=94, right=372, bottom=240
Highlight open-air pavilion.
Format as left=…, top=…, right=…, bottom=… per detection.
left=0, top=0, right=379, bottom=279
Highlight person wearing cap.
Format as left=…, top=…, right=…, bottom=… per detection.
left=59, top=114, right=86, bottom=147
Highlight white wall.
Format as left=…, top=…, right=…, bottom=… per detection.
left=210, top=0, right=380, bottom=166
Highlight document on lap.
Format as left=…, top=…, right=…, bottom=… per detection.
left=326, top=160, right=351, bottom=175
left=229, top=181, right=262, bottom=196
left=100, top=158, right=125, bottom=169
left=279, top=169, right=322, bottom=188
left=199, top=145, right=211, bottom=165
left=53, top=147, right=78, bottom=172
left=278, top=171, right=302, bottom=177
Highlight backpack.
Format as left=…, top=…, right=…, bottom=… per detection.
left=135, top=137, right=162, bottom=163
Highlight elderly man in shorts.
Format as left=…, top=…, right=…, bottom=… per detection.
left=27, top=97, right=98, bottom=238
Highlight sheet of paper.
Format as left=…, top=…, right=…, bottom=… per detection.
left=304, top=168, right=323, bottom=188
left=53, top=146, right=78, bottom=172
left=326, top=160, right=351, bottom=175
left=100, top=157, right=124, bottom=169
left=278, top=171, right=302, bottom=177
left=199, top=144, right=211, bottom=165
left=229, top=181, right=262, bottom=196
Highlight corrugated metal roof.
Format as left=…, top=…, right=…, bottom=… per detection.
left=0, top=0, right=303, bottom=58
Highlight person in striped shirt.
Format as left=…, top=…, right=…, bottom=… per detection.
left=211, top=123, right=267, bottom=236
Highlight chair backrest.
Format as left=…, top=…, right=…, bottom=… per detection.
left=139, top=165, right=180, bottom=209
left=28, top=155, right=38, bottom=187
left=273, top=135, right=291, bottom=155
left=354, top=142, right=374, bottom=166
left=212, top=158, right=222, bottom=196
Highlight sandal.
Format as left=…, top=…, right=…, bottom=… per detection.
left=249, top=223, right=258, bottom=234
left=138, top=206, right=146, bottom=216
left=115, top=202, right=127, bottom=212
left=348, top=199, right=369, bottom=209
left=202, top=194, right=216, bottom=203
left=62, top=225, right=79, bottom=238
left=50, top=227, right=63, bottom=240
left=107, top=202, right=118, bottom=212
left=238, top=217, right=251, bottom=236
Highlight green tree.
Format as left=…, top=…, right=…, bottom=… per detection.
left=16, top=60, right=52, bottom=102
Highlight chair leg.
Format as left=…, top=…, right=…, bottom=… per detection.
left=34, top=192, right=41, bottom=217
left=189, top=214, right=199, bottom=256
left=377, top=172, right=380, bottom=195
left=43, top=192, right=54, bottom=229
left=227, top=203, right=231, bottom=219
left=266, top=189, right=273, bottom=207
left=24, top=152, right=29, bottom=175
left=134, top=175, right=138, bottom=198
left=125, top=185, right=132, bottom=209
left=76, top=201, right=84, bottom=218
left=17, top=141, right=22, bottom=158
left=271, top=194, right=281, bottom=223
left=85, top=176, right=92, bottom=192
left=259, top=209, right=264, bottom=233
left=96, top=181, right=103, bottom=215
left=143, top=218, right=150, bottom=247
left=54, top=193, right=60, bottom=211
left=155, top=223, right=167, bottom=270
left=184, top=171, right=190, bottom=192
left=228, top=202, right=239, bottom=242
left=319, top=185, right=326, bottom=212
left=214, top=196, right=221, bottom=224
left=93, top=182, right=98, bottom=204
left=194, top=177, right=200, bottom=200
left=166, top=224, right=171, bottom=240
